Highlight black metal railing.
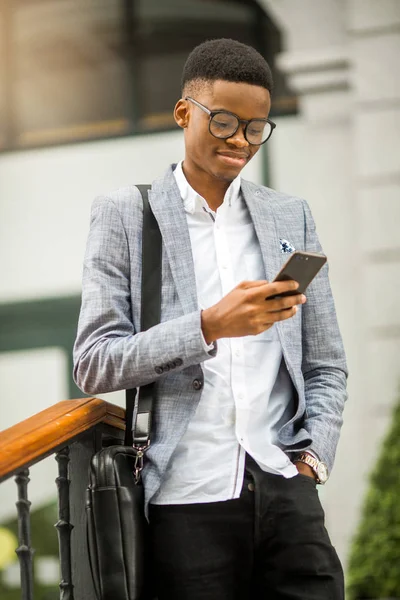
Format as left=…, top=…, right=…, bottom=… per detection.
left=55, top=447, right=74, bottom=600
left=0, top=400, right=125, bottom=600
left=15, top=469, right=34, bottom=600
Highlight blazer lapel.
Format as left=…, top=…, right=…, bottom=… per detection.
left=148, top=168, right=199, bottom=315
left=241, top=180, right=282, bottom=283
left=241, top=180, right=294, bottom=342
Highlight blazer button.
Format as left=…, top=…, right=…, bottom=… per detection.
left=192, top=379, right=203, bottom=391
left=155, top=366, right=163, bottom=374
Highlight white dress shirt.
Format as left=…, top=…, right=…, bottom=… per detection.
left=151, top=161, right=298, bottom=505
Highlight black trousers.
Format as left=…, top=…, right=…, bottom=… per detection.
left=149, top=457, right=344, bottom=600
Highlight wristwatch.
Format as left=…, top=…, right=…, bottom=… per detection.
left=295, top=452, right=329, bottom=484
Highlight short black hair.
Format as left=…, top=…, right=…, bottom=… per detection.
left=181, top=38, right=273, bottom=96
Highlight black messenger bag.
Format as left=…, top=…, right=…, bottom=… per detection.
left=86, top=184, right=161, bottom=600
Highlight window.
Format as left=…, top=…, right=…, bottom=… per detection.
left=0, top=0, right=296, bottom=151
left=9, top=0, right=132, bottom=147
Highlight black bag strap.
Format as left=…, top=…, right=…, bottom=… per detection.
left=124, top=184, right=162, bottom=448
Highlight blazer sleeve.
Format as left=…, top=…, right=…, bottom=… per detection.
left=73, top=196, right=216, bottom=395
left=300, top=199, right=348, bottom=471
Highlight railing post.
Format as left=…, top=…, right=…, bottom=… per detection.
left=15, top=469, right=34, bottom=600
left=55, top=446, right=74, bottom=600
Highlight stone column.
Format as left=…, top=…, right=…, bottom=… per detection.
left=347, top=0, right=400, bottom=522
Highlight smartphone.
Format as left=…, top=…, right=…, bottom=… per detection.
left=272, top=251, right=327, bottom=297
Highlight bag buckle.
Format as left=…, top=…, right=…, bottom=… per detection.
left=133, top=441, right=150, bottom=484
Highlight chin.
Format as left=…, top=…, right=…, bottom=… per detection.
left=211, top=165, right=241, bottom=182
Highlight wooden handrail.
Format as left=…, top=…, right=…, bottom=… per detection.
left=0, top=398, right=125, bottom=482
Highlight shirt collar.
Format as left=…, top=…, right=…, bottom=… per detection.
left=173, top=160, right=241, bottom=215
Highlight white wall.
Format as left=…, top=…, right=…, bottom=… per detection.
left=0, top=131, right=184, bottom=302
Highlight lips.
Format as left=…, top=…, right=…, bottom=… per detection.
left=217, top=152, right=249, bottom=167
left=218, top=151, right=249, bottom=159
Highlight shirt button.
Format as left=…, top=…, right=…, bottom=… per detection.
left=238, top=393, right=244, bottom=401
left=247, top=482, right=255, bottom=492
left=235, top=349, right=241, bottom=357
left=192, top=379, right=203, bottom=391
left=155, top=366, right=163, bottom=375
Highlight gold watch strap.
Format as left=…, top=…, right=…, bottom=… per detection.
left=296, top=452, right=319, bottom=470
left=295, top=452, right=329, bottom=484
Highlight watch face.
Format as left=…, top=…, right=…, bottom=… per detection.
left=317, top=462, right=328, bottom=483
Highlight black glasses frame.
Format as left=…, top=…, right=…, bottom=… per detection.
left=185, top=96, right=276, bottom=145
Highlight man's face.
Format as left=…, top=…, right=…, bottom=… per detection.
left=176, top=80, right=271, bottom=184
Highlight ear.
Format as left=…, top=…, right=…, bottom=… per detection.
left=174, top=99, right=189, bottom=129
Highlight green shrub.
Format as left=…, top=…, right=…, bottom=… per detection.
left=346, top=399, right=400, bottom=599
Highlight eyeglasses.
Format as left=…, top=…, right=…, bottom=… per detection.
left=185, top=96, right=276, bottom=146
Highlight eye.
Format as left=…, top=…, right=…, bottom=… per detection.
left=213, top=120, right=229, bottom=129
left=248, top=125, right=264, bottom=136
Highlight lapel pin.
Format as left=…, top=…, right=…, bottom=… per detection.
left=280, top=238, right=295, bottom=254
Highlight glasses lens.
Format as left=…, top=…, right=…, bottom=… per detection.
left=246, top=120, right=272, bottom=145
left=210, top=112, right=238, bottom=139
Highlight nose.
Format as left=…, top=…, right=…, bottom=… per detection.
left=226, top=123, right=249, bottom=148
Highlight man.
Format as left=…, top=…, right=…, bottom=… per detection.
left=74, top=38, right=347, bottom=599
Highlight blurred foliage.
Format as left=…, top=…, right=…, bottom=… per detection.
left=347, top=399, right=400, bottom=599
left=0, top=499, right=59, bottom=600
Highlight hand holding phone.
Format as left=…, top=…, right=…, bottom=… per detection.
left=201, top=252, right=323, bottom=343
left=271, top=251, right=327, bottom=298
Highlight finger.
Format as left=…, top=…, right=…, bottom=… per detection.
left=249, top=279, right=299, bottom=299
left=266, top=294, right=306, bottom=312
left=265, top=280, right=300, bottom=298
left=263, top=305, right=298, bottom=324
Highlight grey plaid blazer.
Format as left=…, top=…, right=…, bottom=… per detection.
left=73, top=165, right=348, bottom=510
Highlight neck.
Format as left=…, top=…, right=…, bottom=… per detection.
left=181, top=162, right=231, bottom=212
